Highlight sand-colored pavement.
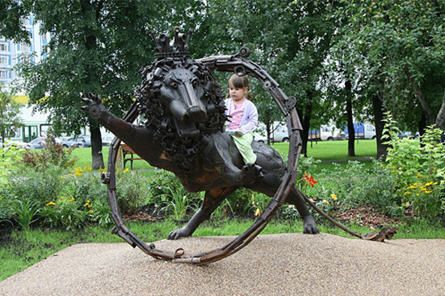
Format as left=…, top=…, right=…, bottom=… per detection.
left=1, top=233, right=444, bottom=296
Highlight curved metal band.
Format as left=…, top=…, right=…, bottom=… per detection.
left=104, top=55, right=304, bottom=264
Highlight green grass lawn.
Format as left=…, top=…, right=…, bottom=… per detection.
left=272, top=139, right=377, bottom=160
left=71, top=139, right=377, bottom=169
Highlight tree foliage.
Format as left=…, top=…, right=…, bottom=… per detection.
left=0, top=0, right=32, bottom=42
left=0, top=88, right=22, bottom=146
left=333, top=0, right=445, bottom=130
left=16, top=0, right=208, bottom=168
left=1, top=0, right=444, bottom=162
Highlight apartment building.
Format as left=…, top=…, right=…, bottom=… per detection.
left=0, top=15, right=49, bottom=87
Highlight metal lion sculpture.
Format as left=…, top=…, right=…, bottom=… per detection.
left=82, top=30, right=393, bottom=264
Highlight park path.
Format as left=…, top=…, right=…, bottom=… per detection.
left=1, top=233, right=444, bottom=296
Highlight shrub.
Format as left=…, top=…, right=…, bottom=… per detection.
left=21, top=133, right=75, bottom=170
left=61, top=168, right=107, bottom=207
left=0, top=194, right=14, bottom=225
left=117, top=169, right=152, bottom=214
left=163, top=187, right=193, bottom=221
left=39, top=196, right=87, bottom=230
left=278, top=204, right=301, bottom=221
left=383, top=114, right=445, bottom=219
left=301, top=161, right=400, bottom=216
left=224, top=188, right=270, bottom=218
left=6, top=165, right=65, bottom=207
left=89, top=198, right=113, bottom=227
left=10, top=199, right=40, bottom=230
left=146, top=169, right=202, bottom=217
left=0, top=145, right=23, bottom=186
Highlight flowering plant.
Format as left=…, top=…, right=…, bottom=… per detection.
left=383, top=113, right=445, bottom=218
left=303, top=173, right=318, bottom=187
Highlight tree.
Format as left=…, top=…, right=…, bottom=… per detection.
left=13, top=0, right=208, bottom=169
left=274, top=1, right=338, bottom=156
left=0, top=88, right=22, bottom=147
left=0, top=0, right=32, bottom=43
left=204, top=0, right=338, bottom=156
left=255, top=96, right=282, bottom=145
left=18, top=1, right=157, bottom=168
left=333, top=0, right=445, bottom=139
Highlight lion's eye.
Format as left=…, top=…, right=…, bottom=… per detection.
left=192, top=79, right=198, bottom=87
left=170, top=81, right=178, bottom=88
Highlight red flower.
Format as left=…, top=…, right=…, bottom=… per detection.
left=303, top=173, right=318, bottom=187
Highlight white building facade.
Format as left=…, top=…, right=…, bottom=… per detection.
left=0, top=16, right=52, bottom=143
left=0, top=15, right=49, bottom=86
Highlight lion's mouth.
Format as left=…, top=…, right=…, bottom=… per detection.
left=173, top=118, right=200, bottom=139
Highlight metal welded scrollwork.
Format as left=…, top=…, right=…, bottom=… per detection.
left=82, top=31, right=392, bottom=265
left=99, top=52, right=305, bottom=264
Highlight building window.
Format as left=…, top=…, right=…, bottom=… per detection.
left=0, top=70, right=10, bottom=79
left=0, top=56, right=8, bottom=65
left=20, top=43, right=30, bottom=52
left=0, top=43, right=8, bottom=52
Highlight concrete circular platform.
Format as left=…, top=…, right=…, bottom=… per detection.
left=1, top=233, right=444, bottom=296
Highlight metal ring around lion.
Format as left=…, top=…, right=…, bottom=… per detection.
left=104, top=55, right=303, bottom=264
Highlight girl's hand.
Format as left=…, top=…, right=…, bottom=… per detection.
left=234, top=131, right=243, bottom=137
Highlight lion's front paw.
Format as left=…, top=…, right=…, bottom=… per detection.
left=81, top=93, right=105, bottom=120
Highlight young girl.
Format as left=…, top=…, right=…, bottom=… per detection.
left=225, top=74, right=262, bottom=175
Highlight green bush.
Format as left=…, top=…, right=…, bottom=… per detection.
left=39, top=196, right=87, bottom=230
left=21, top=133, right=75, bottom=170
left=2, top=137, right=83, bottom=230
left=6, top=165, right=65, bottom=207
left=0, top=147, right=22, bottom=226
left=89, top=198, right=113, bottom=227
left=301, top=161, right=400, bottom=216
left=10, top=199, right=40, bottom=230
left=163, top=187, right=193, bottom=221
left=117, top=170, right=152, bottom=214
left=61, top=168, right=107, bottom=208
left=383, top=114, right=445, bottom=219
left=0, top=194, right=14, bottom=225
left=65, top=170, right=112, bottom=227
left=146, top=169, right=202, bottom=218
left=224, top=188, right=270, bottom=218
left=278, top=204, right=301, bottom=221
left=0, top=145, right=23, bottom=186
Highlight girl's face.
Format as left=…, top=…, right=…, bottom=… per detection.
left=228, top=83, right=248, bottom=102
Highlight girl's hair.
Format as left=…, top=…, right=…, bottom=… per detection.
left=228, top=74, right=249, bottom=89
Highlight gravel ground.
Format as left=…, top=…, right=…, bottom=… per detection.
left=1, top=233, right=444, bottom=296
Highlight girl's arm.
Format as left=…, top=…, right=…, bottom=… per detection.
left=239, top=101, right=258, bottom=134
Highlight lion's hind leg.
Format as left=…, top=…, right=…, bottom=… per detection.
left=168, top=187, right=235, bottom=240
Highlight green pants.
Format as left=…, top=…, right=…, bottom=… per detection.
left=231, top=132, right=257, bottom=165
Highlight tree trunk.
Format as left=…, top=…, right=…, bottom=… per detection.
left=435, top=90, right=445, bottom=131
left=345, top=80, right=355, bottom=157
left=89, top=119, right=104, bottom=169
left=372, top=93, right=387, bottom=159
left=81, top=0, right=104, bottom=169
left=266, top=121, right=272, bottom=145
left=408, top=72, right=435, bottom=125
left=301, top=98, right=313, bottom=157
left=419, top=111, right=427, bottom=137
left=0, top=129, right=4, bottom=148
